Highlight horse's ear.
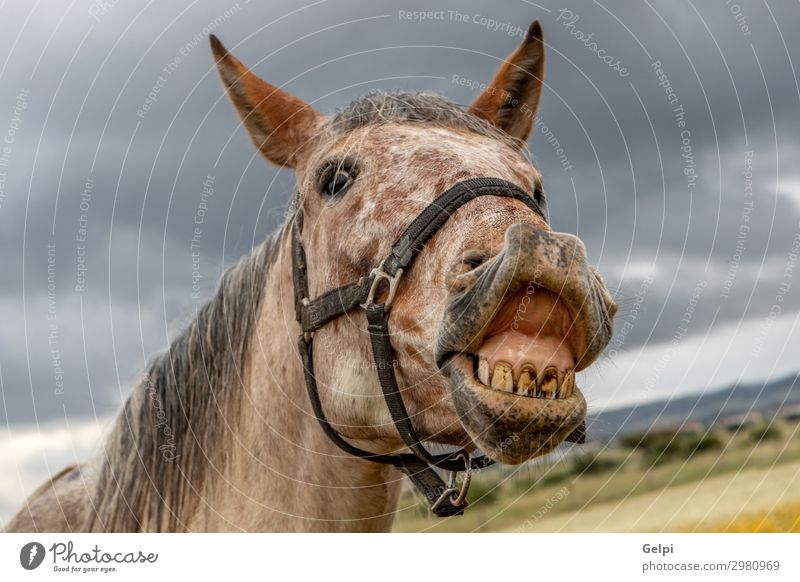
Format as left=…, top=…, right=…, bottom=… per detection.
left=210, top=35, right=322, bottom=168
left=469, top=21, right=545, bottom=144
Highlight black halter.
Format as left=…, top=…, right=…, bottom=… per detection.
left=292, top=177, right=546, bottom=517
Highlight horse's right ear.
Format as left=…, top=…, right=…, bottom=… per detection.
left=210, top=35, right=322, bottom=168
left=469, top=21, right=545, bottom=145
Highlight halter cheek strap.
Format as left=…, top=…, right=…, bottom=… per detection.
left=292, top=177, right=545, bottom=517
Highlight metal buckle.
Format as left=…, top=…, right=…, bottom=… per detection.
left=301, top=298, right=313, bottom=343
left=430, top=450, right=471, bottom=513
left=361, top=262, right=403, bottom=311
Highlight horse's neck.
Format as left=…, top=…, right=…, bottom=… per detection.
left=200, top=237, right=402, bottom=531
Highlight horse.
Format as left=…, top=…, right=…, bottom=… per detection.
left=5, top=20, right=616, bottom=532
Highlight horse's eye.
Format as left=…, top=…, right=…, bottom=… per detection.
left=325, top=170, right=353, bottom=197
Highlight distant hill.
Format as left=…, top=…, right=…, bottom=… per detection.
left=586, top=373, right=800, bottom=444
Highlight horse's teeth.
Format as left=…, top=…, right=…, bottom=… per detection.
left=517, top=365, right=536, bottom=396
left=475, top=359, right=573, bottom=400
left=539, top=366, right=559, bottom=395
left=478, top=358, right=490, bottom=385
left=560, top=370, right=575, bottom=398
left=491, top=362, right=514, bottom=392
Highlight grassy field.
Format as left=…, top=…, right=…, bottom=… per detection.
left=683, top=500, right=800, bottom=532
left=394, top=420, right=800, bottom=532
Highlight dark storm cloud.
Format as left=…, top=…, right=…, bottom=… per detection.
left=1, top=0, right=799, bottom=425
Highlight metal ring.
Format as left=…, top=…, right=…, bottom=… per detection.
left=429, top=450, right=471, bottom=512
left=430, top=485, right=458, bottom=513
left=361, top=262, right=403, bottom=310
left=449, top=450, right=471, bottom=507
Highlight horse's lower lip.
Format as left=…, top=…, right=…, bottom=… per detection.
left=444, top=354, right=586, bottom=464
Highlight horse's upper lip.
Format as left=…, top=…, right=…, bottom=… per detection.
left=435, top=222, right=616, bottom=371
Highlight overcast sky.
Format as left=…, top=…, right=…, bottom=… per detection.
left=1, top=0, right=799, bottom=518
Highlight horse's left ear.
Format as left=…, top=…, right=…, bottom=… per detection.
left=469, top=21, right=545, bottom=144
left=210, top=35, right=323, bottom=168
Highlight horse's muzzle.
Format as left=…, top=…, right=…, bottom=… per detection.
left=437, top=222, right=617, bottom=463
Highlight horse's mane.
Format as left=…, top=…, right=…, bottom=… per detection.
left=330, top=90, right=521, bottom=148
left=86, top=89, right=503, bottom=531
left=88, top=231, right=280, bottom=531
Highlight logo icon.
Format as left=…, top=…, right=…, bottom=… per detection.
left=20, top=542, right=46, bottom=570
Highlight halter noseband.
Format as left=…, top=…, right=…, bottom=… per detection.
left=292, top=177, right=546, bottom=517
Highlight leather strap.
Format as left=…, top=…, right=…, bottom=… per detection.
left=366, top=304, right=447, bottom=466
left=383, top=177, right=542, bottom=276
left=299, top=278, right=372, bottom=334
left=298, top=336, right=398, bottom=465
left=299, top=334, right=470, bottom=516
left=366, top=304, right=482, bottom=471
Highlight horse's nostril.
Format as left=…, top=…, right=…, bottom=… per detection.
left=459, top=250, right=493, bottom=272
left=446, top=249, right=495, bottom=294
